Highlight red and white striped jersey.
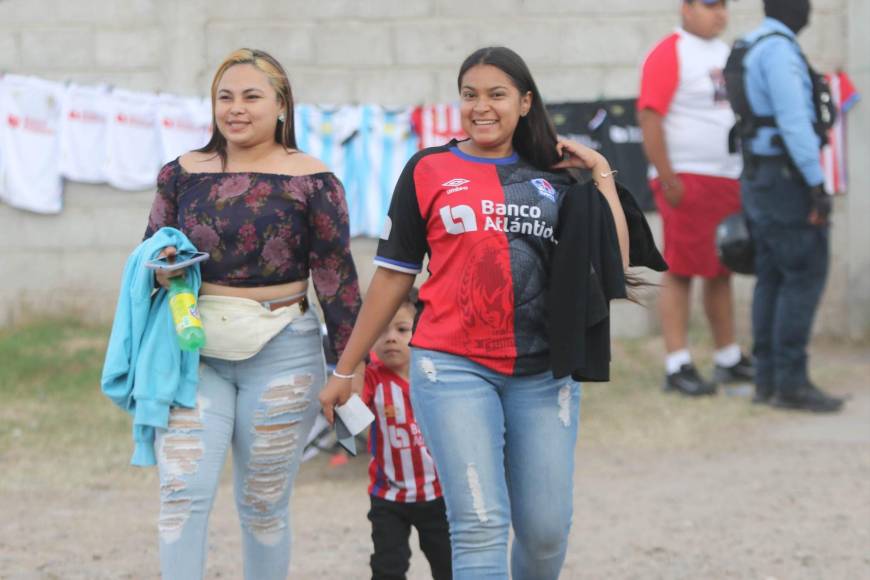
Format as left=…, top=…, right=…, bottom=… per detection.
left=362, top=362, right=442, bottom=503
left=822, top=71, right=860, bottom=194
left=411, top=103, right=467, bottom=150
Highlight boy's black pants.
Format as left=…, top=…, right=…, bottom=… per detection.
left=368, top=495, right=452, bottom=580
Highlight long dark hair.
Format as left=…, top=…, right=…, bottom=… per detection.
left=457, top=48, right=649, bottom=296
left=457, top=47, right=560, bottom=171
left=198, top=48, right=297, bottom=168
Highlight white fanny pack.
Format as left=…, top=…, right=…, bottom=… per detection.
left=198, top=294, right=308, bottom=361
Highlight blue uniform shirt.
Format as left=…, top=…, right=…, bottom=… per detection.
left=743, top=17, right=824, bottom=187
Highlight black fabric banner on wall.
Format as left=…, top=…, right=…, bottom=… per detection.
left=548, top=99, right=654, bottom=211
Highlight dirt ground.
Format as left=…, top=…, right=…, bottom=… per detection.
left=1, top=343, right=868, bottom=580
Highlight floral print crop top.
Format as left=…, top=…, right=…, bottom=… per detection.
left=144, top=158, right=362, bottom=355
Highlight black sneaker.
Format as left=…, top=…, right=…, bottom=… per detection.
left=713, top=354, right=755, bottom=384
left=770, top=384, right=844, bottom=413
left=663, top=363, right=717, bottom=396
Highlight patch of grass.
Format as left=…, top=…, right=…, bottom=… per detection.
left=0, top=318, right=109, bottom=400
left=3, top=318, right=861, bottom=491
left=578, top=334, right=761, bottom=450
left=0, top=319, right=136, bottom=488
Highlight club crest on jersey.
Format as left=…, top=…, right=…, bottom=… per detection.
left=530, top=178, right=556, bottom=202
left=442, top=178, right=470, bottom=195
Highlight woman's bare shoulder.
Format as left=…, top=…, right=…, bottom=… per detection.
left=179, top=151, right=221, bottom=172
left=282, top=150, right=332, bottom=175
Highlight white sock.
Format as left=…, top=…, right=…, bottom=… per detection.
left=665, top=349, right=692, bottom=375
left=714, top=343, right=742, bottom=367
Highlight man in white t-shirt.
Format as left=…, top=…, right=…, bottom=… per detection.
left=638, top=0, right=753, bottom=397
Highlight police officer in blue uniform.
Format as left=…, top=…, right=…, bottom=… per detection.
left=739, top=0, right=843, bottom=412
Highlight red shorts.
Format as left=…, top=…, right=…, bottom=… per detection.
left=651, top=173, right=741, bottom=278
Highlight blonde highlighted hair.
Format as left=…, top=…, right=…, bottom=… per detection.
left=198, top=48, right=297, bottom=166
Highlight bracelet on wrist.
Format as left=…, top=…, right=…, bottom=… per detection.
left=332, top=369, right=356, bottom=380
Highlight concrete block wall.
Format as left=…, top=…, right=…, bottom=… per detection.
left=1, top=0, right=867, bottom=340
left=842, top=0, right=870, bottom=340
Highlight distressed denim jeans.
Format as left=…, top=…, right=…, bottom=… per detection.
left=155, top=309, right=326, bottom=580
left=409, top=348, right=582, bottom=580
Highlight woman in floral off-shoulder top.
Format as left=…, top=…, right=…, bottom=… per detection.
left=144, top=48, right=362, bottom=580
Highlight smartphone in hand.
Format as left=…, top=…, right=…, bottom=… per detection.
left=145, top=251, right=210, bottom=271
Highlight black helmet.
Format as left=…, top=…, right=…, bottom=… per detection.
left=716, top=212, right=755, bottom=275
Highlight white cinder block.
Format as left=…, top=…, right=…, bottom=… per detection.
left=287, top=68, right=356, bottom=105
left=0, top=32, right=18, bottom=69
left=205, top=22, right=316, bottom=67
left=354, top=69, right=437, bottom=106
left=394, top=22, right=483, bottom=66
left=20, top=28, right=94, bottom=69
left=315, top=23, right=394, bottom=67
left=95, top=29, right=162, bottom=68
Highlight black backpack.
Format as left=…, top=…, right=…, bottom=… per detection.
left=724, top=31, right=836, bottom=155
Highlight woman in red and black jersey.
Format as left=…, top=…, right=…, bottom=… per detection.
left=321, top=46, right=629, bottom=579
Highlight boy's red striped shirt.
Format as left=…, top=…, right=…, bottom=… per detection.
left=362, top=362, right=441, bottom=503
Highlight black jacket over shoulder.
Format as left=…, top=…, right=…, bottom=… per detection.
left=548, top=180, right=667, bottom=382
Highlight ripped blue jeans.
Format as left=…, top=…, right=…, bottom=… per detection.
left=409, top=348, right=582, bottom=580
left=155, top=309, right=325, bottom=580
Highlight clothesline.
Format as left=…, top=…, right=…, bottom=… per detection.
left=0, top=71, right=857, bottom=235
left=0, top=74, right=468, bottom=237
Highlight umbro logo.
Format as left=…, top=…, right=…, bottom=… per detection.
left=442, top=178, right=470, bottom=195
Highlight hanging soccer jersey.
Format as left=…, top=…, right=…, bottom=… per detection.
left=294, top=104, right=359, bottom=188
left=157, top=94, right=212, bottom=164
left=549, top=99, right=655, bottom=211
left=346, top=105, right=419, bottom=237
left=376, top=141, right=573, bottom=376
left=822, top=71, right=860, bottom=194
left=104, top=88, right=161, bottom=191
left=411, top=104, right=467, bottom=149
left=59, top=83, right=110, bottom=184
left=0, top=74, right=65, bottom=214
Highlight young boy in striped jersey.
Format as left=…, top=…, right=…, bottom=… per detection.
left=359, top=289, right=452, bottom=579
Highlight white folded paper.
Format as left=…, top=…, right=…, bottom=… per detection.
left=335, top=393, right=375, bottom=435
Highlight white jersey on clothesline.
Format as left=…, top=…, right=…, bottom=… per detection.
left=157, top=94, right=212, bottom=164
left=103, top=88, right=162, bottom=191
left=0, top=74, right=65, bottom=214
left=59, top=83, right=111, bottom=184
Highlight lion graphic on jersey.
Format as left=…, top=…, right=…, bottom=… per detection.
left=458, top=238, right=514, bottom=350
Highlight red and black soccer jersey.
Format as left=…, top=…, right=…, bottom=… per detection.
left=375, top=140, right=573, bottom=376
